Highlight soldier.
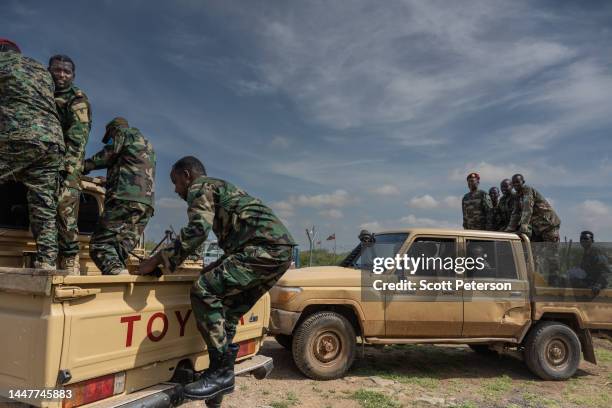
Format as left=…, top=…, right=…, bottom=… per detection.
left=462, top=172, right=493, bottom=230
left=505, top=174, right=560, bottom=241
left=137, top=156, right=295, bottom=400
left=489, top=187, right=503, bottom=231
left=82, top=117, right=155, bottom=275
left=0, top=39, right=64, bottom=269
left=497, top=178, right=516, bottom=231
left=48, top=54, right=91, bottom=274
left=574, top=231, right=609, bottom=295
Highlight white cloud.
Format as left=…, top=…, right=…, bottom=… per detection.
left=271, top=200, right=295, bottom=218
left=408, top=194, right=460, bottom=209
left=156, top=197, right=186, bottom=209
left=319, top=209, right=343, bottom=219
left=289, top=189, right=355, bottom=208
left=576, top=200, right=612, bottom=232
left=370, top=184, right=400, bottom=196
left=270, top=135, right=291, bottom=149
left=359, top=221, right=382, bottom=231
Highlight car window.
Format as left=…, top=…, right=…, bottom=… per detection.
left=466, top=239, right=518, bottom=279
left=404, top=237, right=457, bottom=277
left=353, top=233, right=408, bottom=270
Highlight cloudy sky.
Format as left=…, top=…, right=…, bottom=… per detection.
left=4, top=0, right=612, bottom=250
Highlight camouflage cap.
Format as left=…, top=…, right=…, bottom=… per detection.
left=0, top=38, right=20, bottom=53
left=106, top=117, right=129, bottom=130
left=467, top=172, right=480, bottom=180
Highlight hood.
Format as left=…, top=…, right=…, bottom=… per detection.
left=276, top=266, right=362, bottom=287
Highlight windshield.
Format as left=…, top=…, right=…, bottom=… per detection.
left=341, top=233, right=409, bottom=268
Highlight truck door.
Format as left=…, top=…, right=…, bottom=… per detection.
left=461, top=238, right=530, bottom=338
left=385, top=236, right=463, bottom=337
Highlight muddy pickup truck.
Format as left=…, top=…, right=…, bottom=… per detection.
left=0, top=177, right=272, bottom=408
left=269, top=228, right=612, bottom=381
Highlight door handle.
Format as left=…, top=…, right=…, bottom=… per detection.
left=510, top=291, right=523, bottom=297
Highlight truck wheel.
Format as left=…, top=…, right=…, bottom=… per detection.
left=469, top=344, right=496, bottom=356
left=292, top=311, right=356, bottom=380
left=523, top=321, right=581, bottom=380
left=274, top=334, right=293, bottom=350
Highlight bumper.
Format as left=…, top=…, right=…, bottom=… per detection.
left=82, top=355, right=273, bottom=408
left=268, top=308, right=301, bottom=335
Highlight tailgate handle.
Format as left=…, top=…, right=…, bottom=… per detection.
left=55, top=286, right=101, bottom=301
left=510, top=291, right=523, bottom=297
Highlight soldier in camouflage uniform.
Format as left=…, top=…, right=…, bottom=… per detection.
left=48, top=54, right=91, bottom=274
left=0, top=39, right=64, bottom=269
left=138, top=156, right=295, bottom=400
left=572, top=231, right=610, bottom=295
left=497, top=178, right=516, bottom=231
left=462, top=172, right=493, bottom=230
left=488, top=187, right=504, bottom=231
left=505, top=174, right=560, bottom=241
left=83, top=117, right=155, bottom=275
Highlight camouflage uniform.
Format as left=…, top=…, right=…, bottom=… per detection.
left=579, top=246, right=610, bottom=289
left=161, top=176, right=295, bottom=355
left=497, top=192, right=517, bottom=231
left=507, top=185, right=560, bottom=242
left=55, top=85, right=91, bottom=258
left=0, top=50, right=64, bottom=266
left=85, top=126, right=155, bottom=274
left=462, top=190, right=493, bottom=230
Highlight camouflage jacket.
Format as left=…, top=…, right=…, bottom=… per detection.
left=508, top=185, right=560, bottom=234
left=581, top=246, right=610, bottom=288
left=85, top=127, right=155, bottom=207
left=0, top=51, right=63, bottom=149
left=161, top=176, right=296, bottom=271
left=498, top=192, right=517, bottom=231
left=55, top=85, right=91, bottom=189
left=490, top=203, right=505, bottom=231
left=462, top=190, right=493, bottom=230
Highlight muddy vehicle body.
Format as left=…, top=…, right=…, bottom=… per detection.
left=0, top=177, right=272, bottom=408
left=269, top=228, right=612, bottom=381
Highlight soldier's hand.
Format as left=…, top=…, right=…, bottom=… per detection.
left=519, top=224, right=530, bottom=234
left=138, top=253, right=163, bottom=276
left=82, top=160, right=95, bottom=175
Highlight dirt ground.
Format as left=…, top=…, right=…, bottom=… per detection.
left=184, top=336, right=612, bottom=408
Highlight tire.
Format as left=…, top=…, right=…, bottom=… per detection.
left=274, top=334, right=293, bottom=350
left=292, top=311, right=356, bottom=380
left=523, top=321, right=581, bottom=380
left=469, top=344, right=496, bottom=356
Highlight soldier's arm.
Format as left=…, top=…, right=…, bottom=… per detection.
left=483, top=193, right=494, bottom=230
left=518, top=190, right=534, bottom=229
left=462, top=198, right=467, bottom=229
left=84, top=145, right=116, bottom=171
left=64, top=95, right=91, bottom=177
left=506, top=203, right=519, bottom=231
left=160, top=187, right=214, bottom=272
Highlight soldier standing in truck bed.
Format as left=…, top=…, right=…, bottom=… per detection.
left=137, top=156, right=295, bottom=401
left=498, top=178, right=516, bottom=231
left=462, top=172, right=493, bottom=230
left=488, top=186, right=504, bottom=231
left=0, top=39, right=64, bottom=269
left=83, top=117, right=155, bottom=275
left=48, top=54, right=91, bottom=274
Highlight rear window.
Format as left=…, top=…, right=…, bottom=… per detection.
left=0, top=181, right=100, bottom=234
left=465, top=239, right=518, bottom=280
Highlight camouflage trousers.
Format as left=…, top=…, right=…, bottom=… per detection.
left=0, top=141, right=62, bottom=265
left=191, top=244, right=293, bottom=356
left=90, top=199, right=153, bottom=274
left=57, top=186, right=81, bottom=257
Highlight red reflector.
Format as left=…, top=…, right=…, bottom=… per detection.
left=237, top=339, right=256, bottom=358
left=63, top=374, right=115, bottom=408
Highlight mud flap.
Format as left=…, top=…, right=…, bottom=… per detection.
left=578, top=329, right=597, bottom=364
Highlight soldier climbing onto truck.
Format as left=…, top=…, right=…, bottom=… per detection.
left=136, top=155, right=295, bottom=401
left=82, top=117, right=155, bottom=275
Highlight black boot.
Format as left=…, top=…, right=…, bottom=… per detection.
left=183, top=345, right=238, bottom=400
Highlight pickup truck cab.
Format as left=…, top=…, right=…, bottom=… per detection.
left=0, top=177, right=272, bottom=408
left=269, top=228, right=611, bottom=381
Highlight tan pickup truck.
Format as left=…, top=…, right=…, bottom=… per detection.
left=0, top=177, right=272, bottom=408
left=269, top=228, right=612, bottom=381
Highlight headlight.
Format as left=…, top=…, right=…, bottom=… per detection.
left=271, top=286, right=302, bottom=304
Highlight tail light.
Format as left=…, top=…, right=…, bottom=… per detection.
left=237, top=339, right=257, bottom=358
left=62, top=372, right=125, bottom=408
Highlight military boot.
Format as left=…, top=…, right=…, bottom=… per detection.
left=183, top=345, right=238, bottom=400
left=60, top=254, right=80, bottom=275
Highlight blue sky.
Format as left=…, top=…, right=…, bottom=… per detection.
left=3, top=0, right=612, bottom=250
